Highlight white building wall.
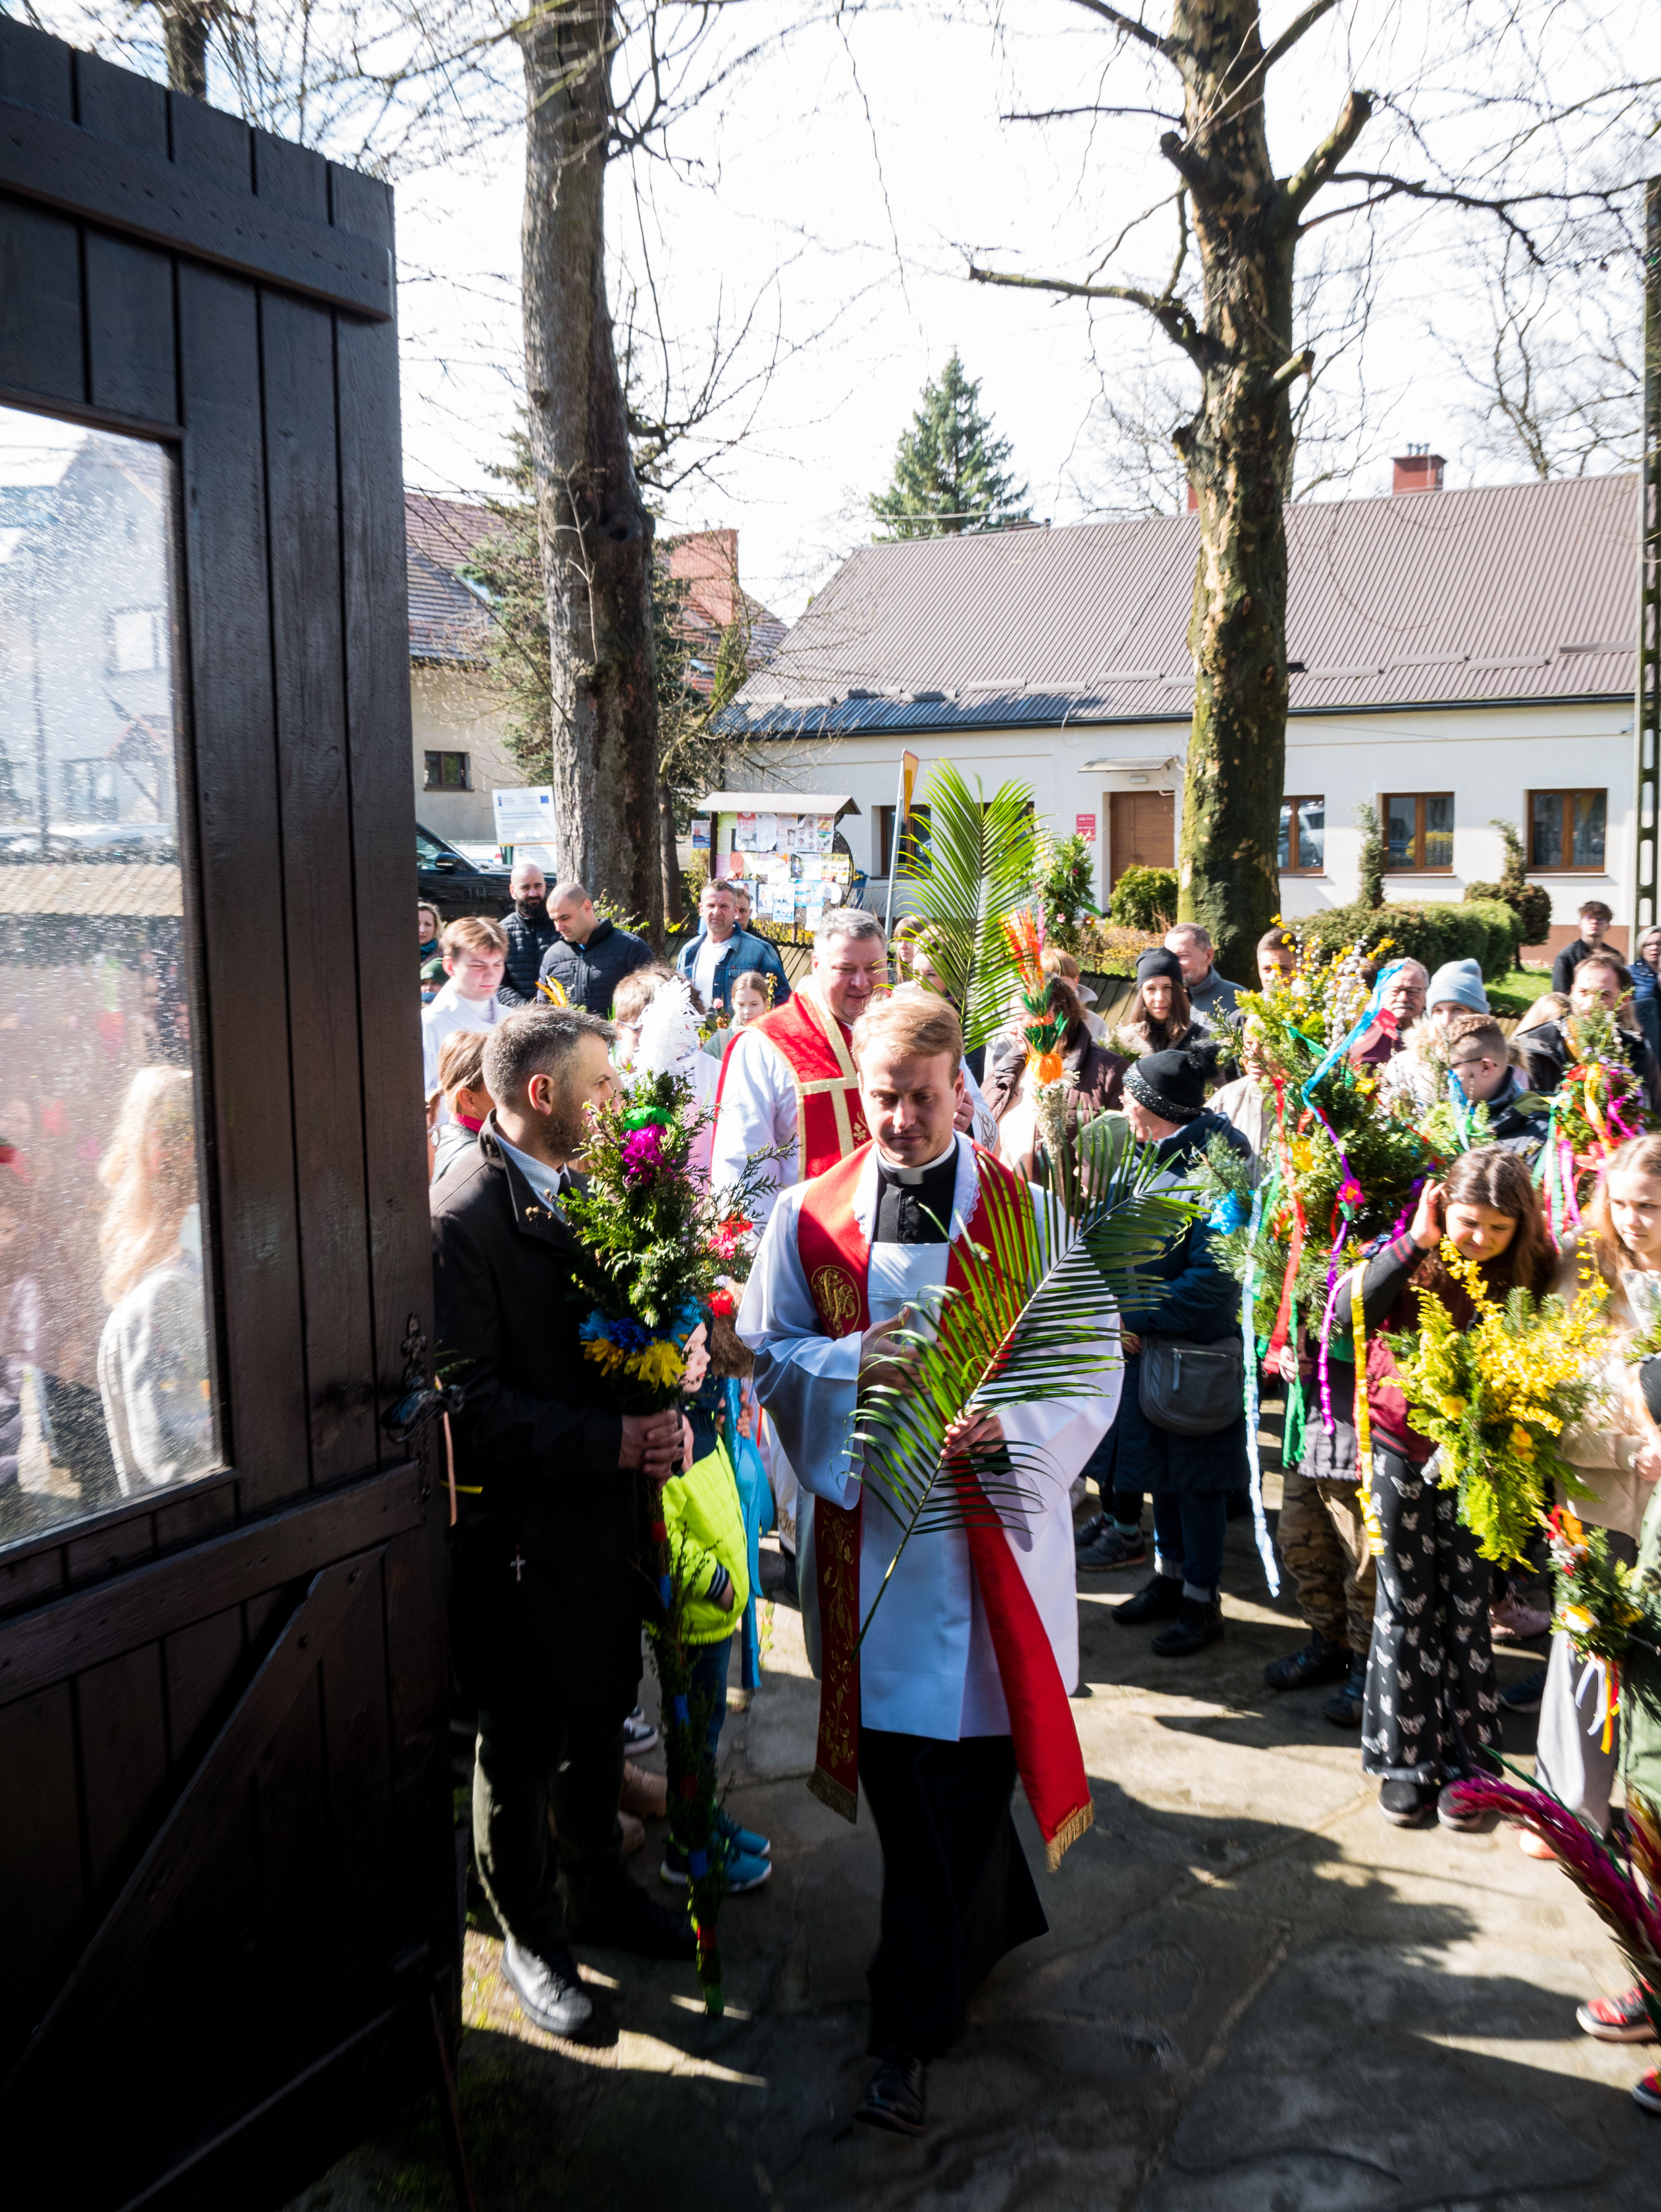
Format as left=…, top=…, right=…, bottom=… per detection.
left=758, top=698, right=1635, bottom=951
left=410, top=666, right=525, bottom=846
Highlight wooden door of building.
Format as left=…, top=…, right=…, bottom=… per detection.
left=1107, top=789, right=1175, bottom=889
left=0, top=23, right=454, bottom=2208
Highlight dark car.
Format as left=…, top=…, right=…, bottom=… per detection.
left=417, top=821, right=512, bottom=922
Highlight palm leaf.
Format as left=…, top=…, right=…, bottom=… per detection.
left=851, top=1151, right=1199, bottom=1645
left=900, top=761, right=1038, bottom=1051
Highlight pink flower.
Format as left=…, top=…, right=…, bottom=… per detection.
left=620, top=1124, right=665, bottom=1180
left=1337, top=1179, right=1365, bottom=1209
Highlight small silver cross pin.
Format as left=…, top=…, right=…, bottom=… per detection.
left=511, top=1547, right=527, bottom=1582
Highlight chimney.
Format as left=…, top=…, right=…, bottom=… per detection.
left=1186, top=483, right=1198, bottom=512
left=1392, top=447, right=1445, bottom=495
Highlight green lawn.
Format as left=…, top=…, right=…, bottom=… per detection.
left=1486, top=964, right=1556, bottom=1019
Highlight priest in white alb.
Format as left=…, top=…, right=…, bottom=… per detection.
left=737, top=989, right=1120, bottom=2135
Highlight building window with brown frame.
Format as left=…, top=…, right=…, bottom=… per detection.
left=1278, top=795, right=1325, bottom=874
left=423, top=750, right=472, bottom=793
left=1382, top=792, right=1454, bottom=872
left=1528, top=788, right=1606, bottom=873
left=877, top=803, right=931, bottom=876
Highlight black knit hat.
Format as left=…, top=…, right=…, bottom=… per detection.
left=1135, top=947, right=1185, bottom=989
left=1639, top=1355, right=1661, bottom=1428
left=1125, top=1044, right=1213, bottom=1124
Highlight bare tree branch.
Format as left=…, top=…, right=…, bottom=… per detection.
left=1278, top=89, right=1374, bottom=225
left=1066, top=0, right=1168, bottom=57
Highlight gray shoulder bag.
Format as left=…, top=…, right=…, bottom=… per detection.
left=1136, top=1336, right=1245, bottom=1436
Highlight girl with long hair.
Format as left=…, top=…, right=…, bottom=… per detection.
left=95, top=1066, right=214, bottom=1494
left=1349, top=1146, right=1555, bottom=1830
left=1108, top=947, right=1206, bottom=1061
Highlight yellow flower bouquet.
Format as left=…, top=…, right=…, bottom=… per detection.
left=1387, top=1242, right=1608, bottom=1563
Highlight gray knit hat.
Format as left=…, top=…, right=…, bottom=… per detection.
left=1426, top=958, right=1488, bottom=1016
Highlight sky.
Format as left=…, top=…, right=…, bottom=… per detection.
left=28, top=0, right=1655, bottom=620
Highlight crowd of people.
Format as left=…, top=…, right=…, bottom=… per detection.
left=414, top=880, right=1661, bottom=2131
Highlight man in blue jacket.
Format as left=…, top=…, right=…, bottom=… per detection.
left=676, top=879, right=791, bottom=1013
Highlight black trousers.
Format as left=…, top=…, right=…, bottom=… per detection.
left=1361, top=1446, right=1500, bottom=1784
left=473, top=1699, right=629, bottom=1957
left=858, top=1727, right=1048, bottom=2060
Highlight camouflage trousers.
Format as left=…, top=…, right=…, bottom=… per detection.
left=1279, top=1463, right=1375, bottom=1656
left=1360, top=1446, right=1500, bottom=1785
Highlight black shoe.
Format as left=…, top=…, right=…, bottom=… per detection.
left=1074, top=1512, right=1106, bottom=1552
left=1078, top=1523, right=1148, bottom=1572
left=1320, top=1655, right=1368, bottom=1727
left=1501, top=1666, right=1548, bottom=1714
left=1378, top=1779, right=1437, bottom=1827
left=500, top=1936, right=594, bottom=2035
left=855, top=2047, right=927, bottom=2135
left=1264, top=1629, right=1348, bottom=1693
left=567, top=1882, right=697, bottom=1960
left=1151, top=1595, right=1224, bottom=1657
left=1114, top=1573, right=1186, bottom=1625
left=1438, top=1777, right=1492, bottom=1832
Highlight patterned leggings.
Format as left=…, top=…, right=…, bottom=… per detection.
left=1361, top=1446, right=1500, bottom=1784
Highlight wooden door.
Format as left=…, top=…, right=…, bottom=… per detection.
left=0, top=24, right=453, bottom=2208
left=1108, top=789, right=1175, bottom=888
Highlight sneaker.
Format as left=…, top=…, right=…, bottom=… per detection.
left=1438, top=1778, right=1489, bottom=1832
left=1489, top=1593, right=1551, bottom=1642
left=1074, top=1511, right=1106, bottom=1551
left=1500, top=1666, right=1547, bottom=1714
left=1151, top=1595, right=1224, bottom=1658
left=622, top=1705, right=659, bottom=1755
left=620, top=1760, right=668, bottom=1818
left=714, top=1805, right=771, bottom=1859
left=855, top=2046, right=928, bottom=2135
left=1114, top=1573, right=1186, bottom=1625
left=500, top=1936, right=593, bottom=2037
left=1632, top=2067, right=1661, bottom=2113
left=1078, top=1524, right=1148, bottom=1572
left=1378, top=1779, right=1437, bottom=1827
left=660, top=1842, right=771, bottom=1894
left=1264, top=1630, right=1348, bottom=1693
left=1320, top=1656, right=1368, bottom=1728
left=1576, top=1987, right=1660, bottom=2043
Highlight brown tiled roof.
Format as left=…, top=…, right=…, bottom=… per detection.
left=726, top=474, right=1638, bottom=737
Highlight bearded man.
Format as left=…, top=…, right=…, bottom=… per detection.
left=737, top=990, right=1118, bottom=2135
left=497, top=858, right=560, bottom=1006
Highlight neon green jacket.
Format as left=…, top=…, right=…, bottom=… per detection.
left=661, top=1436, right=751, bottom=1645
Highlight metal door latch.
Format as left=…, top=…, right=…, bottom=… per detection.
left=382, top=1314, right=465, bottom=1443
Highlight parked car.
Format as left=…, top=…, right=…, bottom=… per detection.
left=417, top=821, right=511, bottom=922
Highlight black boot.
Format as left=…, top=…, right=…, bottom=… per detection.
left=1114, top=1572, right=1185, bottom=1625
left=1151, top=1595, right=1224, bottom=1657
left=855, top=2047, right=928, bottom=2135
left=1320, top=1654, right=1368, bottom=1726
left=1264, top=1629, right=1348, bottom=1693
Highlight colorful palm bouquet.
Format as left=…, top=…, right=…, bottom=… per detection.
left=1386, top=1244, right=1607, bottom=1563
left=1541, top=1502, right=1661, bottom=1751
left=1447, top=1766, right=1661, bottom=2041
left=561, top=1070, right=775, bottom=2014
left=1534, top=1006, right=1652, bottom=1237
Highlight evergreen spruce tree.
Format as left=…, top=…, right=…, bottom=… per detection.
left=870, top=353, right=1030, bottom=538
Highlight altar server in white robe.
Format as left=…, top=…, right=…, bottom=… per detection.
left=738, top=988, right=1119, bottom=2136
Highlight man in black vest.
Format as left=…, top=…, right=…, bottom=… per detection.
left=433, top=1006, right=693, bottom=2037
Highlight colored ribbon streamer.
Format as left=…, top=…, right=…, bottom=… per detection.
left=1239, top=1175, right=1280, bottom=1597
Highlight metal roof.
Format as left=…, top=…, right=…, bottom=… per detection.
left=722, top=474, right=1639, bottom=737
left=0, top=863, right=183, bottom=916
left=697, top=790, right=860, bottom=816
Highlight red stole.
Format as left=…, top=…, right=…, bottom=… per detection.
left=714, top=985, right=870, bottom=1182
left=794, top=1141, right=1094, bottom=1869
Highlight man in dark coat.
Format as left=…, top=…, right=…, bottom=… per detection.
left=537, top=880, right=654, bottom=1015
left=497, top=858, right=560, bottom=1006
left=1097, top=1046, right=1251, bottom=1655
left=434, top=1006, right=692, bottom=2038
left=1520, top=950, right=1661, bottom=1111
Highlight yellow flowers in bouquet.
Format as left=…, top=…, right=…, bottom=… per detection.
left=1388, top=1243, right=1608, bottom=1564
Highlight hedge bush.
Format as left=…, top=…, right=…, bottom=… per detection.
left=1292, top=898, right=1524, bottom=983
left=1107, top=866, right=1177, bottom=932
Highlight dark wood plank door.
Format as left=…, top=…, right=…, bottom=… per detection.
left=0, top=23, right=452, bottom=2208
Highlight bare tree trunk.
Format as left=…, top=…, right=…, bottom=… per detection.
left=1169, top=1, right=1297, bottom=983
left=659, top=782, right=683, bottom=933
left=518, top=2, right=663, bottom=939
left=157, top=0, right=212, bottom=99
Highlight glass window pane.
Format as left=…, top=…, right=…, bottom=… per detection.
left=1384, top=795, right=1415, bottom=868
left=1297, top=798, right=1324, bottom=872
left=0, top=404, right=219, bottom=1553
left=1572, top=790, right=1606, bottom=870
left=1276, top=802, right=1292, bottom=871
left=1530, top=790, right=1562, bottom=869
left=1424, top=794, right=1453, bottom=869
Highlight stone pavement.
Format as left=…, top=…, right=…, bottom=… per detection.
left=291, top=1483, right=1659, bottom=2211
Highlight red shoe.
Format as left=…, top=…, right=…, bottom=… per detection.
left=1576, top=1987, right=1659, bottom=2043
left=1632, top=2067, right=1661, bottom=2114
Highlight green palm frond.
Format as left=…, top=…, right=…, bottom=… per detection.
left=901, top=762, right=1037, bottom=1051
left=851, top=1151, right=1199, bottom=1644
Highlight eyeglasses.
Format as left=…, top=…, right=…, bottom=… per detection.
left=1449, top=1054, right=1493, bottom=1073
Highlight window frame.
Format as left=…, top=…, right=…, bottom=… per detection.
left=1527, top=786, right=1607, bottom=874
left=422, top=749, right=472, bottom=793
left=1278, top=793, right=1326, bottom=876
left=877, top=802, right=931, bottom=876
left=1380, top=790, right=1455, bottom=874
